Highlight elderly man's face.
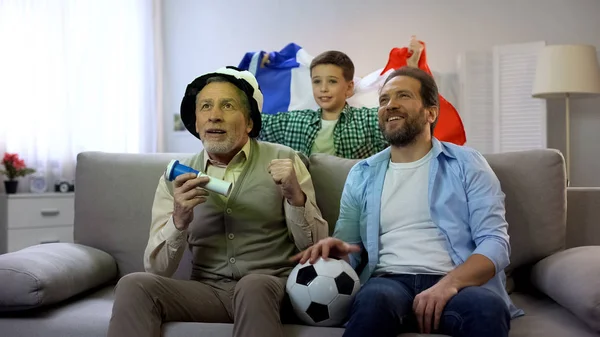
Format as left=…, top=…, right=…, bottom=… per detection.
left=194, top=82, right=252, bottom=156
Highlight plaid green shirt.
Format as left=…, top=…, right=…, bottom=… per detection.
left=258, top=104, right=388, bottom=159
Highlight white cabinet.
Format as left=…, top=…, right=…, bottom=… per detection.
left=0, top=193, right=74, bottom=253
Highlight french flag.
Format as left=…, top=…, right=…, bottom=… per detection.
left=348, top=40, right=466, bottom=146
left=238, top=42, right=466, bottom=145
left=238, top=43, right=319, bottom=114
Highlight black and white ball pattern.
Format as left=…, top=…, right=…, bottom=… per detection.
left=286, top=257, right=360, bottom=326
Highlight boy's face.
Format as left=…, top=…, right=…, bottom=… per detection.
left=311, top=64, right=354, bottom=113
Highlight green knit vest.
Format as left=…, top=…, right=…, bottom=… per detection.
left=182, top=140, right=299, bottom=281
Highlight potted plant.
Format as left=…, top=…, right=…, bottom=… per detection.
left=1, top=153, right=35, bottom=194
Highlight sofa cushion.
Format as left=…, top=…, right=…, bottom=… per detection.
left=0, top=243, right=117, bottom=312
left=165, top=323, right=447, bottom=336
left=0, top=285, right=447, bottom=337
left=74, top=151, right=190, bottom=278
left=0, top=285, right=115, bottom=337
left=2, top=286, right=597, bottom=337
left=509, top=291, right=599, bottom=337
left=308, top=154, right=360, bottom=234
left=483, top=149, right=566, bottom=273
left=531, top=246, right=600, bottom=333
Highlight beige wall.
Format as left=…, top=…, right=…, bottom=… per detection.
left=547, top=98, right=599, bottom=186
left=162, top=0, right=600, bottom=186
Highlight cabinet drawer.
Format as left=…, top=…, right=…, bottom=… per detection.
left=7, top=226, right=74, bottom=252
left=7, top=197, right=74, bottom=229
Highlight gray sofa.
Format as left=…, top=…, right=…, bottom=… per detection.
left=1, top=148, right=599, bottom=337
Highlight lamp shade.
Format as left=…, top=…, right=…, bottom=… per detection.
left=532, top=44, right=600, bottom=98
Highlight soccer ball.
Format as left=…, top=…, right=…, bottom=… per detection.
left=286, top=257, right=360, bottom=326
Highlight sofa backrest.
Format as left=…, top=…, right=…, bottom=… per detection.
left=74, top=151, right=192, bottom=277
left=73, top=147, right=566, bottom=279
left=308, top=154, right=359, bottom=235
left=73, top=150, right=307, bottom=279
left=308, top=148, right=567, bottom=273
left=482, top=149, right=566, bottom=272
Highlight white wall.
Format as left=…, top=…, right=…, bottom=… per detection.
left=162, top=0, right=600, bottom=186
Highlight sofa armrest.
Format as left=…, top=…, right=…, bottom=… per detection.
left=0, top=243, right=117, bottom=312
left=531, top=246, right=600, bottom=333
left=567, top=187, right=600, bottom=248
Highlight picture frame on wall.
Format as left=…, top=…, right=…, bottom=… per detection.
left=173, top=113, right=185, bottom=132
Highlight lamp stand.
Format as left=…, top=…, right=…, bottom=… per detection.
left=565, top=93, right=571, bottom=187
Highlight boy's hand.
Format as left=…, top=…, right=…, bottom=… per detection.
left=261, top=53, right=270, bottom=68
left=407, top=35, right=423, bottom=67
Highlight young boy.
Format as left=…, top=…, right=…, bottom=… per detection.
left=258, top=48, right=422, bottom=160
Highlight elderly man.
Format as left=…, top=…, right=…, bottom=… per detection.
left=107, top=66, right=328, bottom=337
left=293, top=66, right=521, bottom=337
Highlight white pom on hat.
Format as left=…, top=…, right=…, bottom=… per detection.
left=211, top=66, right=263, bottom=113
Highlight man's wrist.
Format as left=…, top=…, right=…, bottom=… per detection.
left=407, top=56, right=419, bottom=68
left=287, top=191, right=306, bottom=207
left=439, top=273, right=463, bottom=291
left=163, top=216, right=186, bottom=241
left=171, top=215, right=191, bottom=232
left=172, top=217, right=184, bottom=231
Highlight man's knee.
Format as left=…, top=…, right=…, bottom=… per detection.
left=234, top=274, right=285, bottom=301
left=345, top=277, right=415, bottom=335
left=354, top=277, right=412, bottom=308
left=446, top=286, right=509, bottom=321
left=114, top=272, right=162, bottom=300
left=441, top=287, right=510, bottom=336
left=111, top=272, right=165, bottom=320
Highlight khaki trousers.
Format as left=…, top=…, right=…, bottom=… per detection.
left=106, top=272, right=295, bottom=337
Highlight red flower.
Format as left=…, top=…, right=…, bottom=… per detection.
left=3, top=153, right=17, bottom=164
left=14, top=159, right=26, bottom=170
left=1, top=153, right=35, bottom=181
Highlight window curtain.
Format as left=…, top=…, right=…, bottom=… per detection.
left=0, top=0, right=161, bottom=190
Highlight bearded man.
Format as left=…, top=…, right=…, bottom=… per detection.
left=292, top=66, right=522, bottom=337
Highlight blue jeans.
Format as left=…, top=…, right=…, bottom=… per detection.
left=343, top=274, right=510, bottom=337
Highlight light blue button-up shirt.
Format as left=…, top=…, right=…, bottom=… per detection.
left=333, top=138, right=524, bottom=318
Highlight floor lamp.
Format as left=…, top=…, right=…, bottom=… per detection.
left=532, top=44, right=600, bottom=186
